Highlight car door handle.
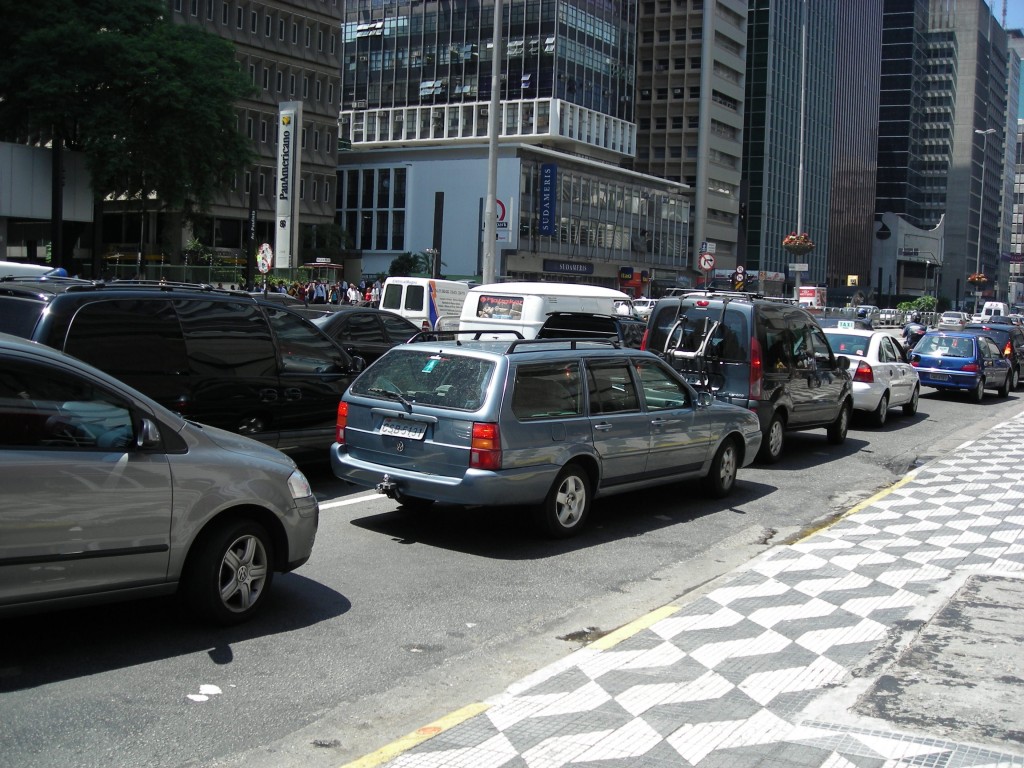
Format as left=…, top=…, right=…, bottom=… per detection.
left=283, top=388, right=303, bottom=401
left=259, top=388, right=279, bottom=402
left=593, top=423, right=614, bottom=431
left=650, top=418, right=672, bottom=426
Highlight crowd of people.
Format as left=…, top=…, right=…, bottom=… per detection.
left=257, top=278, right=383, bottom=306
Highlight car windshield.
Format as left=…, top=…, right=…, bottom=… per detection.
left=915, top=336, right=974, bottom=358
left=351, top=349, right=495, bottom=410
left=661, top=304, right=749, bottom=361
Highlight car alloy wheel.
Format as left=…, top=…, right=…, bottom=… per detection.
left=872, top=392, right=889, bottom=427
left=757, top=413, right=785, bottom=463
left=902, top=386, right=919, bottom=416
left=539, top=462, right=592, bottom=538
left=704, top=438, right=739, bottom=498
left=827, top=401, right=850, bottom=444
left=184, top=519, right=274, bottom=624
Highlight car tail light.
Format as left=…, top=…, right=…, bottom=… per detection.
left=910, top=359, right=920, bottom=367
left=640, top=327, right=649, bottom=351
left=853, top=361, right=874, bottom=383
left=961, top=363, right=979, bottom=372
left=749, top=337, right=763, bottom=399
left=1004, top=341, right=1013, bottom=357
left=470, top=422, right=501, bottom=469
left=696, top=300, right=710, bottom=307
left=336, top=401, right=348, bottom=444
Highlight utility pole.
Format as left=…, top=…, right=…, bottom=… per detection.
left=481, top=0, right=503, bottom=285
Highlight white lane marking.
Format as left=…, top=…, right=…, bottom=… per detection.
left=319, top=493, right=388, bottom=510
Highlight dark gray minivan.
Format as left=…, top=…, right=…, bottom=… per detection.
left=0, top=279, right=363, bottom=455
left=642, top=290, right=853, bottom=463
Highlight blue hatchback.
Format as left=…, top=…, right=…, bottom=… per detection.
left=909, top=331, right=1011, bottom=402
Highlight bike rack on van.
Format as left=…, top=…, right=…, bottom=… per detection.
left=660, top=297, right=734, bottom=393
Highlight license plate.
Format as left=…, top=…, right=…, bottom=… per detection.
left=930, top=373, right=949, bottom=381
left=381, top=418, right=427, bottom=440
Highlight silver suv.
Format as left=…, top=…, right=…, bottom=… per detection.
left=0, top=333, right=318, bottom=623
left=331, top=338, right=762, bottom=537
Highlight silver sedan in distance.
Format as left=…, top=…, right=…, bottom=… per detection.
left=824, top=327, right=920, bottom=426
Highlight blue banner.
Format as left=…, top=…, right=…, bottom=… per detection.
left=539, top=163, right=557, bottom=236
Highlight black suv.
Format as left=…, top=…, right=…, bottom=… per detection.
left=642, top=290, right=853, bottom=462
left=0, top=277, right=363, bottom=455
left=962, top=321, right=1024, bottom=390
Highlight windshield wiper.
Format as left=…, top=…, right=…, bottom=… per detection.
left=367, top=387, right=413, bottom=411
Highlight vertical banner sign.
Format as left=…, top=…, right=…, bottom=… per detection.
left=246, top=178, right=258, bottom=287
left=539, top=163, right=557, bottom=236
left=274, top=102, right=302, bottom=269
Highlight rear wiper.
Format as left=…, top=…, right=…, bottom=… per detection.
left=368, top=387, right=413, bottom=412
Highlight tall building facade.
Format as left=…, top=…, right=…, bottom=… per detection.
left=826, top=0, right=884, bottom=303
left=338, top=0, right=689, bottom=290
left=742, top=0, right=837, bottom=295
left=1007, top=30, right=1024, bottom=304
left=169, top=0, right=341, bottom=267
left=630, top=0, right=747, bottom=279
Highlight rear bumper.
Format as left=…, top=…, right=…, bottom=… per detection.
left=331, top=444, right=558, bottom=507
left=916, top=368, right=979, bottom=391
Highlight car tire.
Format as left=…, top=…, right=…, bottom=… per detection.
left=902, top=386, right=919, bottom=416
left=396, top=493, right=435, bottom=512
left=971, top=377, right=985, bottom=402
left=871, top=392, right=889, bottom=427
left=998, top=371, right=1010, bottom=398
left=704, top=437, right=739, bottom=498
left=538, top=462, right=592, bottom=538
left=1011, top=366, right=1021, bottom=391
left=183, top=519, right=274, bottom=625
left=827, top=401, right=851, bottom=445
left=757, top=413, right=785, bottom=464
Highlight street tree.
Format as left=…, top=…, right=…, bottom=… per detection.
left=0, top=0, right=253, bottom=273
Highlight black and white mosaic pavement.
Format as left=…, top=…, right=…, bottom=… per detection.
left=378, top=417, right=1024, bottom=768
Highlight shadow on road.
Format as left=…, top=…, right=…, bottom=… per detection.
left=0, top=572, right=349, bottom=692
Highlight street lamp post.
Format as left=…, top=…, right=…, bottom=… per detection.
left=974, top=127, right=996, bottom=313
left=481, top=0, right=503, bottom=286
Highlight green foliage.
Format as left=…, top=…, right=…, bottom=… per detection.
left=388, top=252, right=421, bottom=277
left=896, top=296, right=937, bottom=312
left=0, top=0, right=253, bottom=222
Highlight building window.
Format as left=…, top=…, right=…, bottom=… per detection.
left=262, top=67, right=269, bottom=90
left=330, top=33, right=336, bottom=55
left=313, top=129, right=320, bottom=151
left=303, top=77, right=309, bottom=99
left=276, top=71, right=283, bottom=91
left=236, top=6, right=243, bottom=29
left=315, top=80, right=322, bottom=101
left=292, top=22, right=298, bottom=44
left=301, top=127, right=307, bottom=149
left=312, top=179, right=319, bottom=201
left=289, top=74, right=295, bottom=95
left=279, top=18, right=285, bottom=40
left=244, top=171, right=251, bottom=194
left=305, top=25, right=311, bottom=48
left=221, top=1, right=228, bottom=25
left=327, top=82, right=334, bottom=103
left=206, top=0, right=214, bottom=20
left=299, top=178, right=305, bottom=200
left=259, top=173, right=266, bottom=196
left=318, top=29, right=324, bottom=52
left=260, top=120, right=267, bottom=143
left=189, top=0, right=198, bottom=17
left=250, top=9, right=258, bottom=34
left=249, top=64, right=256, bottom=84
left=324, top=181, right=331, bottom=203
left=246, top=116, right=253, bottom=138
left=265, top=14, right=271, bottom=36
left=174, top=0, right=182, bottom=12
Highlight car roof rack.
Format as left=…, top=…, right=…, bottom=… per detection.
left=63, top=279, right=223, bottom=293
left=407, top=329, right=525, bottom=345
left=505, top=337, right=620, bottom=354
left=675, top=288, right=794, bottom=305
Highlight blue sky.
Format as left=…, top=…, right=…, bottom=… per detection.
left=998, top=0, right=1024, bottom=31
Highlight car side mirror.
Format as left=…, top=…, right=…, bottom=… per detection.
left=351, top=355, right=367, bottom=373
left=136, top=417, right=162, bottom=449
left=696, top=391, right=714, bottom=408
left=835, top=355, right=850, bottom=370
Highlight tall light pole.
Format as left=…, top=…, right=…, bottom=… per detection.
left=974, top=127, right=996, bottom=312
left=481, top=0, right=503, bottom=286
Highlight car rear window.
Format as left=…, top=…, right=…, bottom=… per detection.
left=827, top=333, right=869, bottom=357
left=0, top=296, right=45, bottom=338
left=351, top=349, right=495, bottom=410
left=915, top=336, right=974, bottom=358
left=653, top=304, right=749, bottom=362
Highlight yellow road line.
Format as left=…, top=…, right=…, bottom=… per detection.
left=339, top=702, right=490, bottom=768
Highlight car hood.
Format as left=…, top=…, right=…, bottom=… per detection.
left=186, top=421, right=297, bottom=468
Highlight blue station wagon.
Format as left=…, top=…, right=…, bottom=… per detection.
left=331, top=338, right=762, bottom=537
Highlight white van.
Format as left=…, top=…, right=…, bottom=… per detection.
left=458, top=282, right=630, bottom=339
left=380, top=277, right=469, bottom=330
left=981, top=301, right=1010, bottom=321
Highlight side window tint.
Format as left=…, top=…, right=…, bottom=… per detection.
left=381, top=315, right=418, bottom=342
left=64, top=299, right=188, bottom=377
left=344, top=313, right=386, bottom=343
left=267, top=307, right=348, bottom=373
left=511, top=362, right=581, bottom=420
left=176, top=300, right=277, bottom=378
left=586, top=359, right=639, bottom=414
left=879, top=337, right=896, bottom=362
left=0, top=357, right=134, bottom=450
left=634, top=359, right=692, bottom=410
left=809, top=327, right=833, bottom=365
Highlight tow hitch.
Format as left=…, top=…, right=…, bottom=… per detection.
left=376, top=474, right=399, bottom=498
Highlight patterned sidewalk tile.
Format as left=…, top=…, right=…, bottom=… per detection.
left=378, top=416, right=1024, bottom=768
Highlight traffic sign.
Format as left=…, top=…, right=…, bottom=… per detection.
left=698, top=253, right=715, bottom=271
left=735, top=264, right=745, bottom=274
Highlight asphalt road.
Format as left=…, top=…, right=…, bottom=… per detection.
left=2, top=387, right=1022, bottom=768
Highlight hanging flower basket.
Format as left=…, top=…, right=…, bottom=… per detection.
left=782, top=231, right=815, bottom=256
left=967, top=272, right=988, bottom=285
